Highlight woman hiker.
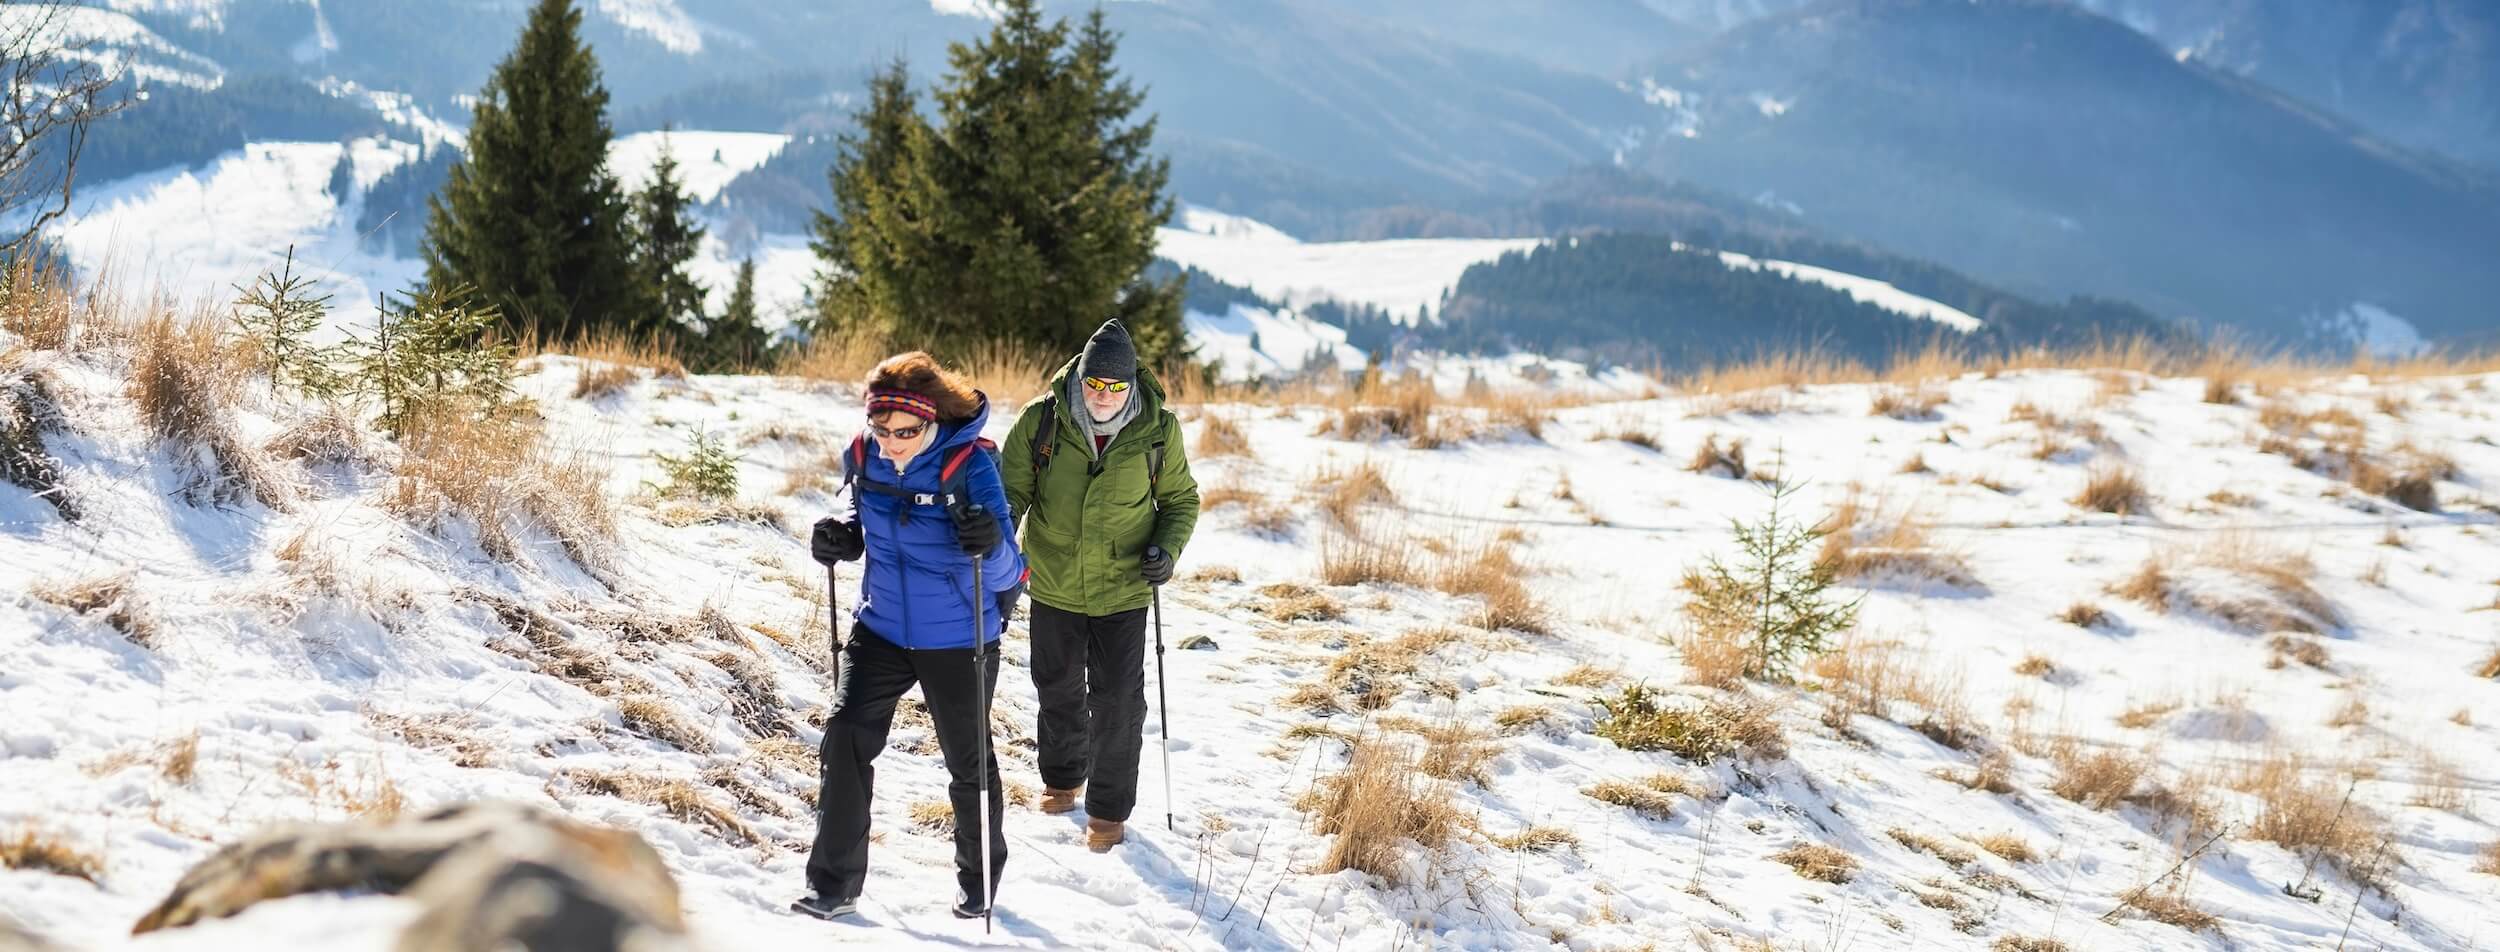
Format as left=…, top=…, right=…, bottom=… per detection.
left=999, top=319, right=1201, bottom=851
left=792, top=352, right=1024, bottom=922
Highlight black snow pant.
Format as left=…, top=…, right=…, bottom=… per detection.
left=806, top=622, right=1006, bottom=906
left=1026, top=599, right=1150, bottom=823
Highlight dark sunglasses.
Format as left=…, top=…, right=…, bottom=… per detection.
left=869, top=420, right=930, bottom=441
left=1082, top=376, right=1132, bottom=393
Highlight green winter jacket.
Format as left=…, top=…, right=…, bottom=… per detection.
left=1000, top=358, right=1200, bottom=617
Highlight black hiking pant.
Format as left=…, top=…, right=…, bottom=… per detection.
left=807, top=622, right=1006, bottom=906
left=1027, top=599, right=1150, bottom=823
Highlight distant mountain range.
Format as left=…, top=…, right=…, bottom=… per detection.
left=52, top=0, right=2500, bottom=354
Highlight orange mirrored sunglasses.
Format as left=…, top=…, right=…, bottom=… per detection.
left=1081, top=377, right=1132, bottom=393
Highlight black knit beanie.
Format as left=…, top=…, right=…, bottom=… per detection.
left=1078, top=319, right=1137, bottom=383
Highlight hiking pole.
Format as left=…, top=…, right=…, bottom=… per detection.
left=835, top=564, right=855, bottom=684
left=1147, top=545, right=1174, bottom=833
left=970, top=546, right=995, bottom=934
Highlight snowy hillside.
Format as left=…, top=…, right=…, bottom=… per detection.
left=49, top=132, right=793, bottom=336
left=6, top=289, right=2500, bottom=950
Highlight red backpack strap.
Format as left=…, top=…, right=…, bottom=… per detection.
left=939, top=438, right=996, bottom=487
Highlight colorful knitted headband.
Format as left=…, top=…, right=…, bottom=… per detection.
left=865, top=388, right=938, bottom=423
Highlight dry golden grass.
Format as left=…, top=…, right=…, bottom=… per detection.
left=1686, top=433, right=1749, bottom=478
left=1943, top=750, right=2016, bottom=795
left=1492, top=704, right=1564, bottom=736
left=2108, top=535, right=2339, bottom=635
left=1810, top=636, right=1975, bottom=749
left=2115, top=699, right=2180, bottom=730
left=1992, top=937, right=2070, bottom=952
left=1491, top=825, right=1579, bottom=854
left=1554, top=662, right=1621, bottom=689
left=908, top=799, right=955, bottom=834
left=129, top=309, right=289, bottom=508
left=1869, top=384, right=1947, bottom=420
left=2477, top=645, right=2500, bottom=680
left=1887, top=828, right=1976, bottom=868
left=566, top=768, right=760, bottom=845
left=572, top=362, right=640, bottom=400
left=777, top=333, right=1051, bottom=408
left=1897, top=451, right=1931, bottom=475
left=1771, top=842, right=1859, bottom=884
left=2260, top=634, right=2330, bottom=669
left=2012, top=654, right=2056, bottom=678
left=1974, top=832, right=2035, bottom=864
left=1582, top=774, right=1692, bottom=820
left=1405, top=720, right=1499, bottom=788
left=2476, top=839, right=2500, bottom=876
left=2059, top=601, right=2110, bottom=629
left=162, top=731, right=199, bottom=785
left=1187, top=564, right=1242, bottom=584
left=0, top=260, right=77, bottom=350
left=1, top=825, right=102, bottom=883
left=2408, top=753, right=2465, bottom=813
left=1194, top=413, right=1251, bottom=458
left=31, top=570, right=157, bottom=647
left=1815, top=490, right=1978, bottom=589
left=1300, top=730, right=1469, bottom=883
left=367, top=710, right=498, bottom=769
left=1676, top=618, right=1753, bottom=691
left=1318, top=525, right=1427, bottom=588
left=530, top=330, right=690, bottom=378
left=617, top=695, right=714, bottom=754
left=1436, top=545, right=1551, bottom=634
left=2072, top=462, right=2150, bottom=515
left=2123, top=890, right=2217, bottom=932
left=2233, top=755, right=2389, bottom=885
left=261, top=404, right=371, bottom=470
left=386, top=408, right=616, bottom=571
left=2047, top=738, right=2147, bottom=810
left=1259, top=582, right=1343, bottom=623
left=1292, top=628, right=1459, bottom=711
left=1309, top=460, right=1396, bottom=530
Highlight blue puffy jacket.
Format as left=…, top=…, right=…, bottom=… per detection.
left=845, top=395, right=1025, bottom=650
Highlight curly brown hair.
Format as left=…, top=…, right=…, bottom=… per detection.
left=863, top=351, right=982, bottom=423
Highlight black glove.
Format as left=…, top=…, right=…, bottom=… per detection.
left=1140, top=545, right=1173, bottom=586
left=952, top=503, right=1001, bottom=556
left=996, top=583, right=1023, bottom=623
left=810, top=517, right=863, bottom=566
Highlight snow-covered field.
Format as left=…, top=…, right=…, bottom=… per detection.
left=1155, top=208, right=1542, bottom=321
left=6, top=303, right=2500, bottom=949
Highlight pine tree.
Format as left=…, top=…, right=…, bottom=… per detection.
left=1682, top=447, right=1862, bottom=682
left=633, top=132, right=707, bottom=339
left=421, top=0, right=644, bottom=343
left=810, top=59, right=926, bottom=342
left=228, top=247, right=343, bottom=398
left=699, top=258, right=768, bottom=372
left=345, top=284, right=516, bottom=439
left=810, top=1, right=1182, bottom=362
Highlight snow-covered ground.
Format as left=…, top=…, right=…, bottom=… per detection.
left=6, top=306, right=2499, bottom=949
left=1155, top=207, right=1544, bottom=322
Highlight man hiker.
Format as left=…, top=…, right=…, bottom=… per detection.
left=999, top=318, right=1200, bottom=852
left=793, top=351, right=1022, bottom=922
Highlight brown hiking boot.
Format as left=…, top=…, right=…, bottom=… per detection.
left=1039, top=786, right=1081, bottom=815
left=1086, top=818, right=1124, bottom=852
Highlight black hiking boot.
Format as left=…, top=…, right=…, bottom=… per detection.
left=790, top=891, right=858, bottom=921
